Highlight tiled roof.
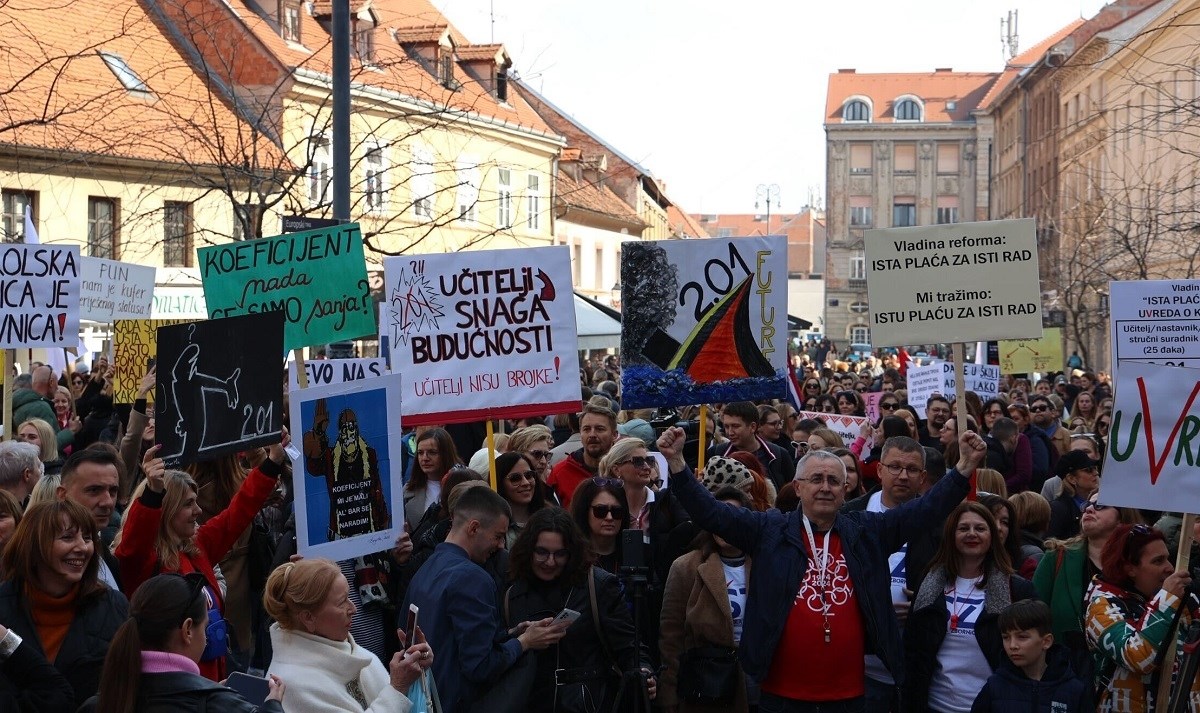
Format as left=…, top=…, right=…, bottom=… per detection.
left=692, top=213, right=793, bottom=237
left=667, top=205, right=708, bottom=238
left=391, top=24, right=449, bottom=44
left=557, top=168, right=643, bottom=227
left=0, top=0, right=285, bottom=167
left=979, top=18, right=1086, bottom=110
left=456, top=44, right=507, bottom=62
left=825, top=69, right=1000, bottom=124
left=223, top=0, right=558, bottom=140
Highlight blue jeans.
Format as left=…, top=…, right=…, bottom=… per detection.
left=760, top=693, right=865, bottom=713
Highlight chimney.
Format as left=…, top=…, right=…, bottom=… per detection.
left=935, top=67, right=953, bottom=73
left=837, top=68, right=856, bottom=74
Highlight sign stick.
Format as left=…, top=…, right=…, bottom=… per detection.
left=294, top=350, right=310, bottom=389
left=697, top=404, right=708, bottom=473
left=1155, top=513, right=1196, bottom=713
left=1, top=351, right=11, bottom=442
left=486, top=419, right=498, bottom=490
left=952, top=343, right=976, bottom=500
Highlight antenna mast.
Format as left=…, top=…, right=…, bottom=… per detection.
left=1001, top=10, right=1019, bottom=61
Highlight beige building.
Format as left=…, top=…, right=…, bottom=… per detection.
left=823, top=69, right=996, bottom=346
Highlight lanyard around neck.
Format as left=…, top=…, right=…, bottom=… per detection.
left=802, top=515, right=830, bottom=589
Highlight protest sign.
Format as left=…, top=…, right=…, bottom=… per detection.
left=287, top=358, right=388, bottom=390
left=620, top=236, right=788, bottom=409
left=1100, top=361, right=1200, bottom=512
left=999, top=328, right=1063, bottom=374
left=0, top=244, right=80, bottom=348
left=1110, top=279, right=1200, bottom=369
left=113, top=318, right=197, bottom=403
left=796, top=411, right=868, bottom=446
left=198, top=223, right=374, bottom=350
left=79, top=257, right=155, bottom=321
left=905, top=361, right=1000, bottom=418
left=154, top=312, right=284, bottom=467
left=865, top=218, right=1041, bottom=346
left=291, top=374, right=403, bottom=560
left=382, top=247, right=579, bottom=425
left=864, top=392, right=884, bottom=424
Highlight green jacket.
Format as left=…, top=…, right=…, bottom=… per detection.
left=10, top=389, right=72, bottom=451
left=1032, top=541, right=1088, bottom=642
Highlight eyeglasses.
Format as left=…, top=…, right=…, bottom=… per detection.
left=619, top=456, right=654, bottom=469
left=880, top=462, right=923, bottom=477
left=533, top=547, right=570, bottom=562
left=591, top=504, right=627, bottom=520
left=1029, top=405, right=1050, bottom=413
left=880, top=402, right=899, bottom=411
left=506, top=470, right=536, bottom=484
left=799, top=474, right=844, bottom=488
left=763, top=419, right=782, bottom=427
left=527, top=449, right=552, bottom=461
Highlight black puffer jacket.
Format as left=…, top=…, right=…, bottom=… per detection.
left=969, top=643, right=1092, bottom=713
left=902, top=568, right=1038, bottom=713
left=0, top=581, right=127, bottom=710
left=504, top=567, right=650, bottom=713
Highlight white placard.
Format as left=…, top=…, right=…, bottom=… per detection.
left=288, top=358, right=388, bottom=390
left=0, top=244, right=80, bottom=348
left=382, top=247, right=580, bottom=425
left=796, top=411, right=869, bottom=445
left=865, top=218, right=1042, bottom=346
left=1109, top=279, right=1200, bottom=369
left=79, top=257, right=155, bottom=321
left=1100, top=361, right=1200, bottom=512
left=905, top=361, right=1000, bottom=418
left=290, top=374, right=405, bottom=561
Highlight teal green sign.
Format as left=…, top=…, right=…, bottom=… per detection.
left=199, top=223, right=374, bottom=350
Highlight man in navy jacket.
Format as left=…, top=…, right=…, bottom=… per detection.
left=657, top=425, right=988, bottom=711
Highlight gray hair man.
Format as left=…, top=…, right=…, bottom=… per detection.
left=0, top=440, right=43, bottom=505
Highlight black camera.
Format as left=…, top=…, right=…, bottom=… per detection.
left=620, top=529, right=650, bottom=572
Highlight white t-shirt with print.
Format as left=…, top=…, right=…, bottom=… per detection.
left=927, top=576, right=991, bottom=713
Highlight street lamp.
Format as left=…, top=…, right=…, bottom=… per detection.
left=611, top=282, right=622, bottom=308
left=755, top=184, right=781, bottom=236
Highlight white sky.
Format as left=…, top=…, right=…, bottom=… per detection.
left=433, top=0, right=1108, bottom=215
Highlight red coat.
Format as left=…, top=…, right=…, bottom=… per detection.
left=547, top=450, right=594, bottom=508
left=115, top=458, right=281, bottom=680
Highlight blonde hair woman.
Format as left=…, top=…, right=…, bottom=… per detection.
left=265, top=559, right=432, bottom=711
left=17, top=418, right=62, bottom=473
left=507, top=425, right=555, bottom=485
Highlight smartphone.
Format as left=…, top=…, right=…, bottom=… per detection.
left=552, top=608, right=582, bottom=626
left=226, top=671, right=269, bottom=704
left=405, top=603, right=419, bottom=646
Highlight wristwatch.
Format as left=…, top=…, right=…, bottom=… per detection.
left=0, top=629, right=22, bottom=660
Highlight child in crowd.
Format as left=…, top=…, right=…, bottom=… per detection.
left=971, top=599, right=1092, bottom=713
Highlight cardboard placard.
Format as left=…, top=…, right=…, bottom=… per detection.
left=113, top=318, right=197, bottom=403
left=1109, top=279, right=1200, bottom=369
left=381, top=247, right=580, bottom=425
left=154, top=312, right=285, bottom=467
left=906, top=362, right=1000, bottom=418
left=198, top=223, right=374, bottom=350
left=0, top=244, right=80, bottom=348
left=620, top=237, right=788, bottom=409
left=999, top=328, right=1064, bottom=374
left=287, top=358, right=388, bottom=390
left=291, top=375, right=404, bottom=560
left=79, top=257, right=155, bottom=321
left=796, top=410, right=869, bottom=446
left=1101, top=361, right=1200, bottom=511
left=865, top=219, right=1042, bottom=346
left=863, top=391, right=884, bottom=423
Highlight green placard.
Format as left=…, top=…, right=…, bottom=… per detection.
left=198, top=223, right=374, bottom=350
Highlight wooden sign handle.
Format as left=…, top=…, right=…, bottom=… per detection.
left=952, top=343, right=975, bottom=500
left=486, top=419, right=497, bottom=491
left=697, top=404, right=708, bottom=473
left=294, top=349, right=310, bottom=389
left=1, top=350, right=12, bottom=442
left=1155, top=512, right=1196, bottom=712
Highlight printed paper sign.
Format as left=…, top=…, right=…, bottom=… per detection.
left=620, top=237, right=788, bottom=409
left=905, top=362, right=1000, bottom=418
left=999, top=328, right=1064, bottom=374
left=287, top=358, right=388, bottom=390
left=79, top=257, right=155, bottom=321
left=382, top=247, right=580, bottom=425
left=113, top=318, right=197, bottom=403
left=1110, top=279, right=1200, bottom=369
left=198, top=223, right=375, bottom=350
left=865, top=219, right=1042, bottom=346
left=796, top=411, right=868, bottom=446
left=1101, top=361, right=1200, bottom=511
left=864, top=392, right=884, bottom=423
left=0, top=244, right=80, bottom=348
left=154, top=312, right=285, bottom=467
left=291, top=375, right=404, bottom=561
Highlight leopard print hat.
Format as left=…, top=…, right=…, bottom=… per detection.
left=701, top=456, right=754, bottom=494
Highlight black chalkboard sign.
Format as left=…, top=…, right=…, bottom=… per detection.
left=155, top=312, right=285, bottom=467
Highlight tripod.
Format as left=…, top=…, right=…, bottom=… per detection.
left=612, top=565, right=653, bottom=713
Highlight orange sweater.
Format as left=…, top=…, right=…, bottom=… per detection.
left=27, top=583, right=79, bottom=663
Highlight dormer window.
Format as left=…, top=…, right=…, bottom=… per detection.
left=353, top=8, right=376, bottom=64
left=439, top=53, right=458, bottom=89
left=843, top=99, right=870, bottom=122
left=280, top=1, right=301, bottom=42
left=895, top=98, right=923, bottom=122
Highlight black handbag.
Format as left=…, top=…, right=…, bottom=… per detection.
left=677, top=645, right=739, bottom=705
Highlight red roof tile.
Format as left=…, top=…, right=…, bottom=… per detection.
left=979, top=18, right=1086, bottom=110
left=557, top=168, right=643, bottom=227
left=667, top=206, right=708, bottom=238
left=825, top=69, right=1000, bottom=124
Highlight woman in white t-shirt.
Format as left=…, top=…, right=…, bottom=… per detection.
left=659, top=486, right=755, bottom=713
left=902, top=501, right=1039, bottom=713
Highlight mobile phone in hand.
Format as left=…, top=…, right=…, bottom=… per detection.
left=226, top=671, right=269, bottom=703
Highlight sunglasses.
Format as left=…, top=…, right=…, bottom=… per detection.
left=620, top=456, right=654, bottom=469
left=590, top=477, right=623, bottom=488
left=506, top=470, right=535, bottom=484
left=527, top=449, right=552, bottom=461
left=805, top=383, right=820, bottom=389
left=792, top=440, right=810, bottom=453
left=1084, top=501, right=1110, bottom=512
left=1124, top=524, right=1154, bottom=559
left=1029, top=405, right=1050, bottom=413
left=591, top=504, right=626, bottom=520
left=880, top=402, right=899, bottom=411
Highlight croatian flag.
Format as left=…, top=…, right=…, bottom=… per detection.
left=786, top=365, right=803, bottom=410
left=23, top=205, right=39, bottom=244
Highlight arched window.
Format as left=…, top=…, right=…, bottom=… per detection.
left=895, top=98, right=922, bottom=122
left=843, top=99, right=870, bottom=122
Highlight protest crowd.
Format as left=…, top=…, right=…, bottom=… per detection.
left=0, top=343, right=1195, bottom=713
